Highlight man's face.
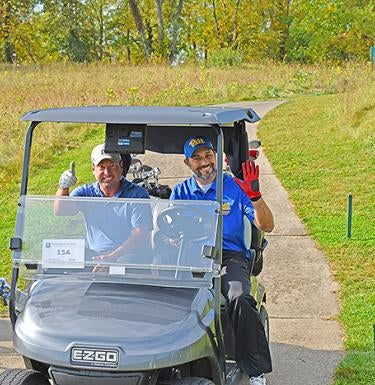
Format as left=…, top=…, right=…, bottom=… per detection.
left=92, top=159, right=123, bottom=189
left=185, top=146, right=217, bottom=182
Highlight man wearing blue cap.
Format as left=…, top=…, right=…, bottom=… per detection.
left=171, top=135, right=274, bottom=385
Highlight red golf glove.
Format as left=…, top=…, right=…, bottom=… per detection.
left=248, top=149, right=259, bottom=160
left=234, top=160, right=261, bottom=201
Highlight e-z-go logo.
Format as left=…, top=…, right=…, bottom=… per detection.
left=71, top=347, right=119, bottom=368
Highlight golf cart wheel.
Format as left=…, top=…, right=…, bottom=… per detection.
left=259, top=304, right=270, bottom=342
left=0, top=369, right=50, bottom=385
left=170, top=377, right=215, bottom=385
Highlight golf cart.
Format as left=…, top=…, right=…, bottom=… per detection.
left=3, top=106, right=269, bottom=385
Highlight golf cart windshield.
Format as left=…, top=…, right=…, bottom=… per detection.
left=13, top=196, right=219, bottom=289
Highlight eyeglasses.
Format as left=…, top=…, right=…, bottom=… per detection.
left=190, top=151, right=215, bottom=163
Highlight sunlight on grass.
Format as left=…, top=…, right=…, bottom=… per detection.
left=334, top=351, right=375, bottom=385
left=258, top=85, right=375, bottom=384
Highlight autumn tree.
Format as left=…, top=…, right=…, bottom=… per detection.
left=0, top=0, right=37, bottom=63
left=0, top=0, right=373, bottom=64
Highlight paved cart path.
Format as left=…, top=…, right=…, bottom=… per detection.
left=229, top=101, right=344, bottom=385
left=0, top=101, right=344, bottom=385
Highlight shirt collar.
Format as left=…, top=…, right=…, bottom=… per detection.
left=191, top=176, right=217, bottom=193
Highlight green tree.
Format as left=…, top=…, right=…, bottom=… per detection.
left=114, top=0, right=186, bottom=63
left=168, top=0, right=184, bottom=63
left=0, top=0, right=15, bottom=62
left=0, top=0, right=37, bottom=63
left=287, top=0, right=375, bottom=62
left=40, top=0, right=116, bottom=62
left=1, top=0, right=373, bottom=64
left=336, top=1, right=375, bottom=61
left=128, top=0, right=151, bottom=58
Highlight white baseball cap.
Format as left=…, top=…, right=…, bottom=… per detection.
left=91, top=144, right=121, bottom=166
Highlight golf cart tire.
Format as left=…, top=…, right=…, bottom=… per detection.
left=170, top=377, right=215, bottom=385
left=0, top=369, right=50, bottom=385
left=259, top=304, right=269, bottom=342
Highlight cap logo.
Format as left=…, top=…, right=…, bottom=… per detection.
left=189, top=138, right=205, bottom=148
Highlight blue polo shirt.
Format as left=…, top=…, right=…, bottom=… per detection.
left=70, top=177, right=152, bottom=253
left=171, top=174, right=255, bottom=255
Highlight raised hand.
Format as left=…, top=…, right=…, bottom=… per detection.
left=234, top=160, right=262, bottom=201
left=59, top=161, right=77, bottom=189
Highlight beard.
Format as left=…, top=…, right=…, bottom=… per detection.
left=193, top=164, right=217, bottom=181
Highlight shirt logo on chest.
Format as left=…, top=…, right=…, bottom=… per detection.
left=222, top=202, right=231, bottom=215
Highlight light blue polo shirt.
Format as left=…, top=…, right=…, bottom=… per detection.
left=70, top=177, right=152, bottom=254
left=171, top=174, right=255, bottom=255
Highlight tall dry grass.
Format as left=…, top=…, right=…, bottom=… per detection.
left=334, top=67, right=375, bottom=159
left=0, top=61, right=371, bottom=179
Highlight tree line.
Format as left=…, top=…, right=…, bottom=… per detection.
left=1, top=0, right=374, bottom=65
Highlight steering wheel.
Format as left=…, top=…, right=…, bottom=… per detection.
left=156, top=206, right=210, bottom=242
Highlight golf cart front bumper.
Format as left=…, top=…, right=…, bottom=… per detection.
left=13, top=279, right=216, bottom=372
left=49, top=366, right=155, bottom=385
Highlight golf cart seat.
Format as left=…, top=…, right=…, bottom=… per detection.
left=221, top=217, right=268, bottom=360
left=244, top=217, right=268, bottom=277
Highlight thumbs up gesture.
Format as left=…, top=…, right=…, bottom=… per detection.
left=59, top=161, right=77, bottom=189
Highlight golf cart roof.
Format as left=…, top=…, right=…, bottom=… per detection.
left=19, top=104, right=259, bottom=194
left=21, top=105, right=260, bottom=125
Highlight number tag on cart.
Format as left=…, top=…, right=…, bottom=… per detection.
left=42, top=239, right=85, bottom=268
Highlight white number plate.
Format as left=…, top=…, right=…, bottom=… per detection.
left=42, top=239, right=85, bottom=269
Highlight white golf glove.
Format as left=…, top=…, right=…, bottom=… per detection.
left=59, top=161, right=77, bottom=189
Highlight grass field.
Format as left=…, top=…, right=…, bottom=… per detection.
left=258, top=92, right=375, bottom=384
left=0, top=62, right=374, bottom=384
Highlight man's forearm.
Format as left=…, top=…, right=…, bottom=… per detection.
left=107, top=228, right=150, bottom=259
left=54, top=188, right=79, bottom=215
left=252, top=197, right=274, bottom=232
left=54, top=187, right=69, bottom=215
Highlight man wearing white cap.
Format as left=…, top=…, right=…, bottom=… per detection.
left=55, top=143, right=152, bottom=264
left=57, top=143, right=148, bottom=199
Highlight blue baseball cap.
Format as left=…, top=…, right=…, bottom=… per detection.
left=184, top=135, right=214, bottom=159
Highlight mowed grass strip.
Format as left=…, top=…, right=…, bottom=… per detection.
left=258, top=91, right=375, bottom=384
